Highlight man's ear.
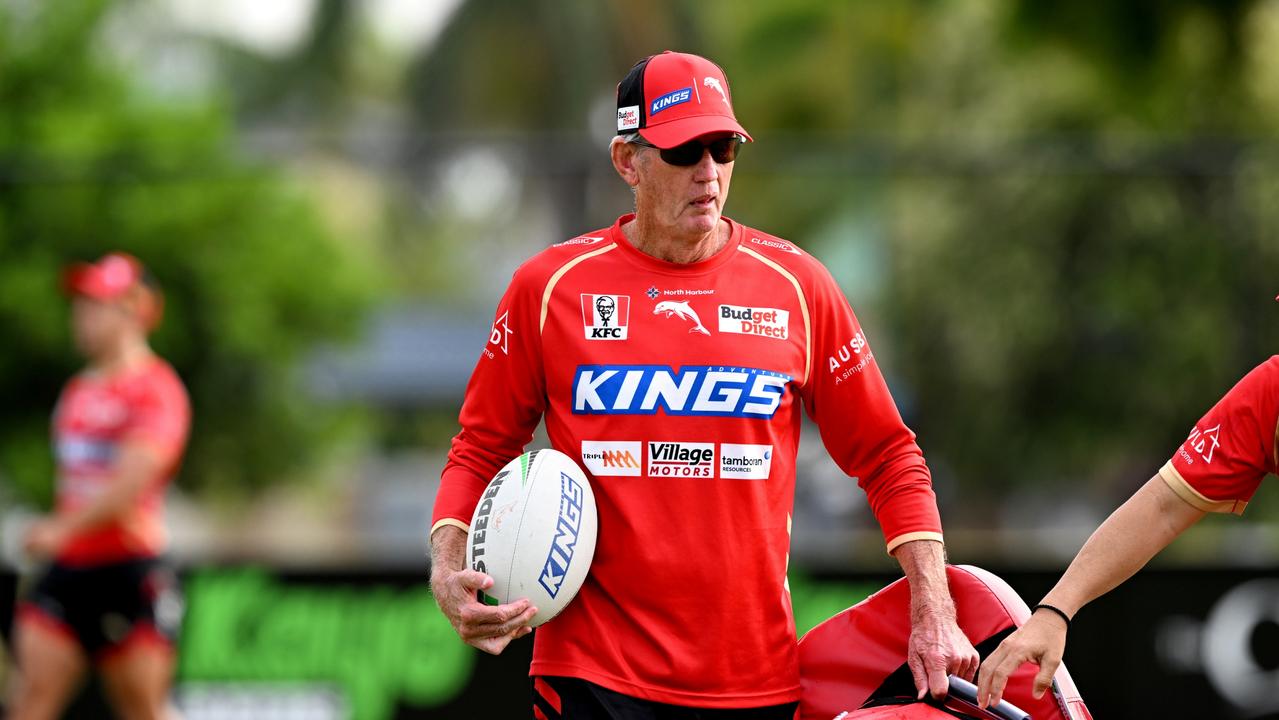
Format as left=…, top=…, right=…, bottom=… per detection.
left=610, top=137, right=643, bottom=188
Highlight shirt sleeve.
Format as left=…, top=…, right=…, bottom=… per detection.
left=799, top=265, right=942, bottom=553
left=121, top=367, right=191, bottom=470
left=1158, top=356, right=1279, bottom=515
left=431, top=266, right=547, bottom=536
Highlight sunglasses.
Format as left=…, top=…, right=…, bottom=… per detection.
left=628, top=134, right=745, bottom=166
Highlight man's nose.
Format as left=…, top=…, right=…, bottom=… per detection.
left=691, top=148, right=718, bottom=181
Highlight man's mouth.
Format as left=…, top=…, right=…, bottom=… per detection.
left=690, top=194, right=716, bottom=209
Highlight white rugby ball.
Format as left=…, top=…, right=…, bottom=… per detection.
left=466, top=449, right=598, bottom=627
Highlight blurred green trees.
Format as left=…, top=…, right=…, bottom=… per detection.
left=3, top=0, right=1277, bottom=523
left=0, top=1, right=379, bottom=505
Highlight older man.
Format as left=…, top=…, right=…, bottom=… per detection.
left=430, top=51, right=977, bottom=719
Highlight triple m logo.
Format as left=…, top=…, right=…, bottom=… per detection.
left=580, top=441, right=641, bottom=477
left=581, top=294, right=630, bottom=341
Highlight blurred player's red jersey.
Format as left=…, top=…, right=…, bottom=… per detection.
left=1159, top=356, right=1279, bottom=514
left=433, top=215, right=943, bottom=707
left=53, top=358, right=190, bottom=566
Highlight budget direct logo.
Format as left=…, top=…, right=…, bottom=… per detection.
left=650, top=87, right=692, bottom=116
left=580, top=440, right=642, bottom=477
left=581, top=293, right=630, bottom=340
left=571, top=365, right=791, bottom=418
left=617, top=105, right=640, bottom=131
left=719, top=304, right=789, bottom=340
left=720, top=443, right=773, bottom=480
left=647, top=441, right=715, bottom=478
left=538, top=471, right=585, bottom=599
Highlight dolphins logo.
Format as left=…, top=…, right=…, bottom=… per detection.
left=704, top=77, right=728, bottom=105
left=654, top=300, right=710, bottom=336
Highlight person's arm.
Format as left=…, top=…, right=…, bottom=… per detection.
left=429, top=262, right=549, bottom=653
left=977, top=475, right=1205, bottom=708
left=797, top=261, right=976, bottom=699
left=25, top=440, right=164, bottom=557
left=895, top=539, right=981, bottom=699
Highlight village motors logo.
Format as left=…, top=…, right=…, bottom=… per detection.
left=580, top=441, right=641, bottom=477
left=581, top=294, right=630, bottom=340
left=647, top=441, right=714, bottom=478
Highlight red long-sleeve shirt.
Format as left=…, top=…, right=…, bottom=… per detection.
left=432, top=214, right=943, bottom=707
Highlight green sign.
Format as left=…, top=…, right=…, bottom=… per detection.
left=179, top=569, right=473, bottom=720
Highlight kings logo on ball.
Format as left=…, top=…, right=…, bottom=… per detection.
left=539, top=472, right=585, bottom=598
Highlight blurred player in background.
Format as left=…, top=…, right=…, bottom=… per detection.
left=7, top=253, right=189, bottom=720
left=430, top=51, right=977, bottom=718
left=977, top=354, right=1279, bottom=709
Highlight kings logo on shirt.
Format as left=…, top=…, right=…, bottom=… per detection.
left=572, top=365, right=790, bottom=418
left=581, top=294, right=630, bottom=340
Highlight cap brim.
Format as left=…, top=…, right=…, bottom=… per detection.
left=62, top=264, right=125, bottom=300
left=639, top=115, right=753, bottom=149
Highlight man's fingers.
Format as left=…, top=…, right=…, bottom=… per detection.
left=1032, top=655, right=1059, bottom=699
left=455, top=569, right=495, bottom=591
left=978, top=650, right=1018, bottom=709
left=908, top=655, right=928, bottom=700
left=925, top=660, right=949, bottom=700
left=459, top=598, right=532, bottom=628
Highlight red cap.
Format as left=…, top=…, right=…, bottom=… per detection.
left=616, top=51, right=753, bottom=149
left=63, top=252, right=145, bottom=300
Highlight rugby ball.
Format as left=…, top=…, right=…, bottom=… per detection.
left=465, top=449, right=598, bottom=627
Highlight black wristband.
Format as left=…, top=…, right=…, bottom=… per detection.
left=1033, top=603, right=1072, bottom=630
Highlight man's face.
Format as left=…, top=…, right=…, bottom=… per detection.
left=71, top=295, right=133, bottom=357
left=633, top=133, right=736, bottom=239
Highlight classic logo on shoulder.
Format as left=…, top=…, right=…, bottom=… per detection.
left=580, top=441, right=642, bottom=477
left=719, top=304, right=789, bottom=340
left=719, top=443, right=773, bottom=480
left=582, top=294, right=630, bottom=340
left=553, top=235, right=604, bottom=247
left=647, top=442, right=714, bottom=478
left=650, top=87, right=692, bottom=116
left=654, top=300, right=710, bottom=336
left=748, top=236, right=801, bottom=254
left=572, top=365, right=790, bottom=418
left=538, top=471, right=585, bottom=598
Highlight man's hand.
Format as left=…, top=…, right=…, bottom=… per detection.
left=429, top=524, right=537, bottom=655
left=893, top=539, right=980, bottom=700
left=977, top=610, right=1067, bottom=709
left=431, top=565, right=537, bottom=655
left=907, top=607, right=979, bottom=700
left=23, top=518, right=69, bottom=559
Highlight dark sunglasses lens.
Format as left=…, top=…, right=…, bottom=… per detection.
left=709, top=137, right=742, bottom=163
left=660, top=142, right=706, bottom=166
left=658, top=137, right=742, bottom=166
